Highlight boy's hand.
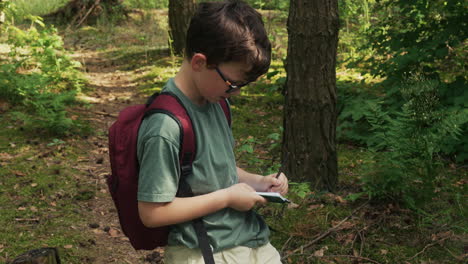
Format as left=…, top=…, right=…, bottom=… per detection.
left=225, top=183, right=267, bottom=211
left=261, top=173, right=289, bottom=196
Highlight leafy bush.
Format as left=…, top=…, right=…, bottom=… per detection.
left=0, top=9, right=86, bottom=136
left=341, top=0, right=467, bottom=162
left=358, top=0, right=466, bottom=85
left=336, top=79, right=379, bottom=145
left=245, top=0, right=289, bottom=10
left=124, top=0, right=168, bottom=9
left=360, top=78, right=466, bottom=207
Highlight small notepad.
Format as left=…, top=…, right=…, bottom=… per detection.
left=256, top=192, right=290, bottom=203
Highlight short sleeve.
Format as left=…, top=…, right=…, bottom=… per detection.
left=137, top=114, right=181, bottom=202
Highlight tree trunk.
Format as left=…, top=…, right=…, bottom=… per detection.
left=0, top=0, right=7, bottom=25
left=168, top=0, right=196, bottom=56
left=283, top=0, right=339, bottom=190
left=44, top=0, right=127, bottom=27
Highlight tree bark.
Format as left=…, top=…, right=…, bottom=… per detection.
left=283, top=0, right=339, bottom=190
left=168, top=0, right=196, bottom=56
left=0, top=0, right=7, bottom=25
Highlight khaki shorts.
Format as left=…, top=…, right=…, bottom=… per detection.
left=164, top=242, right=282, bottom=264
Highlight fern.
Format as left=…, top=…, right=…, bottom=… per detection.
left=361, top=78, right=464, bottom=207
left=0, top=6, right=87, bottom=136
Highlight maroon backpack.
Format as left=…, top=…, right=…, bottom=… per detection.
left=107, top=91, right=231, bottom=252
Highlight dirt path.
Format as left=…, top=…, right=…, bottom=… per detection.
left=70, top=50, right=163, bottom=264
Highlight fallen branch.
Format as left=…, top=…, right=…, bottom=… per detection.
left=76, top=0, right=100, bottom=28
left=408, top=236, right=451, bottom=260
left=15, top=218, right=40, bottom=222
left=281, top=235, right=294, bottom=252
left=281, top=202, right=368, bottom=261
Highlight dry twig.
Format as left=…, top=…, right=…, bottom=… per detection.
left=76, top=0, right=101, bottom=27
left=408, top=236, right=451, bottom=260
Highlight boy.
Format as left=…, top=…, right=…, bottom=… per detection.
left=136, top=1, right=288, bottom=263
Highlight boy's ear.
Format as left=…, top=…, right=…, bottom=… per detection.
left=191, top=53, right=207, bottom=72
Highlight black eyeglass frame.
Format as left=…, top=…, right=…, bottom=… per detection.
left=215, top=67, right=250, bottom=94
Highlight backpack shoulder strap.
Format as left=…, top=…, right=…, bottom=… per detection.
left=144, top=91, right=215, bottom=264
left=145, top=92, right=196, bottom=171
left=218, top=98, right=231, bottom=127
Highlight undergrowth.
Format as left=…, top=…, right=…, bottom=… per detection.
left=1, top=4, right=88, bottom=136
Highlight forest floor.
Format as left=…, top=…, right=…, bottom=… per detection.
left=65, top=49, right=165, bottom=263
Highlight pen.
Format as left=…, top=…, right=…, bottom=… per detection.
left=275, top=169, right=282, bottom=179
left=275, top=152, right=288, bottom=179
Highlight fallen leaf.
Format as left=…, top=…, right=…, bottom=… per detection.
left=12, top=170, right=26, bottom=177
left=331, top=220, right=355, bottom=230
left=108, top=228, right=120, bottom=237
left=308, top=204, right=324, bottom=210
left=0, top=153, right=13, bottom=160
left=63, top=245, right=73, bottom=249
left=335, top=195, right=346, bottom=204
left=93, top=229, right=104, bottom=234
left=337, top=233, right=355, bottom=245
left=380, top=249, right=388, bottom=255
left=30, top=206, right=38, bottom=212
left=313, top=246, right=328, bottom=257
left=31, top=183, right=38, bottom=187
left=313, top=249, right=324, bottom=257
left=287, top=202, right=299, bottom=209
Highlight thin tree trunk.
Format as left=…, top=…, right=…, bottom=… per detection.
left=0, top=0, right=7, bottom=25
left=283, top=0, right=339, bottom=190
left=168, top=0, right=196, bottom=56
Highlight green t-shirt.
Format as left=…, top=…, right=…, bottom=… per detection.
left=137, top=78, right=270, bottom=252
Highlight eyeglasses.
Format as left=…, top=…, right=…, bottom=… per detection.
left=215, top=67, right=250, bottom=94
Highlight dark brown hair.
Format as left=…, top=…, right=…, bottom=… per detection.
left=185, top=0, right=271, bottom=82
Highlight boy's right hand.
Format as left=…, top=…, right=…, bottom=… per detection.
left=225, top=183, right=267, bottom=211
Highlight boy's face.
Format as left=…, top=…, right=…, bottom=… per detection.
left=193, top=54, right=251, bottom=103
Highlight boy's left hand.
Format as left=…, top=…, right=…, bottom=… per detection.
left=260, top=173, right=289, bottom=196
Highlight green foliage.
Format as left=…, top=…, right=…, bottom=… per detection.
left=337, top=81, right=379, bottom=144
left=338, top=0, right=467, bottom=162
left=245, top=0, right=289, bottom=10
left=124, top=0, right=168, bottom=9
left=238, top=136, right=256, bottom=154
left=0, top=9, right=86, bottom=136
left=338, top=0, right=375, bottom=62
left=11, top=91, right=87, bottom=135
left=288, top=181, right=311, bottom=199
left=199, top=0, right=289, bottom=10
left=360, top=78, right=466, bottom=207
left=5, top=0, right=69, bottom=21
left=357, top=0, right=467, bottom=84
